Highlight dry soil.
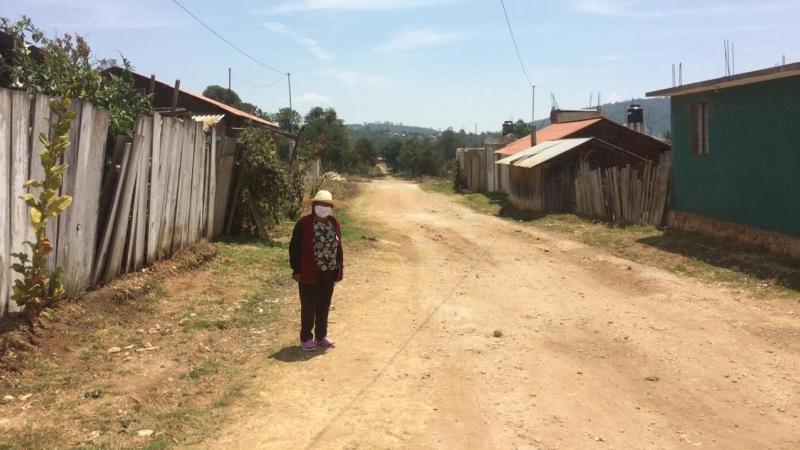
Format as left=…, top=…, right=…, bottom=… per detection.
left=204, top=178, right=800, bottom=450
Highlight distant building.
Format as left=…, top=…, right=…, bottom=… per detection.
left=647, top=62, right=800, bottom=257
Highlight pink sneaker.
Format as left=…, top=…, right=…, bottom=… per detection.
left=300, top=339, right=317, bottom=351
left=314, top=336, right=335, bottom=347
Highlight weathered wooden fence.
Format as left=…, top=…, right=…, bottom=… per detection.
left=1, top=88, right=237, bottom=316
left=575, top=162, right=671, bottom=226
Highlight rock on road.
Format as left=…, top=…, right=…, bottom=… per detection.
left=205, top=178, right=800, bottom=450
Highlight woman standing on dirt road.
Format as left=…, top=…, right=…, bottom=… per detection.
left=289, top=190, right=344, bottom=352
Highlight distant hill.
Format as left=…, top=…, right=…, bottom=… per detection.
left=602, top=97, right=670, bottom=138
left=346, top=122, right=439, bottom=136
left=347, top=97, right=671, bottom=149
left=532, top=97, right=670, bottom=138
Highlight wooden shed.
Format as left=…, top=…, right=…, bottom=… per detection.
left=497, top=138, right=646, bottom=212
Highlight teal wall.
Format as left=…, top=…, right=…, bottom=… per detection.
left=671, top=75, right=800, bottom=238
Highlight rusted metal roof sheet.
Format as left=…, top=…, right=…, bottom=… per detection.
left=494, top=118, right=602, bottom=156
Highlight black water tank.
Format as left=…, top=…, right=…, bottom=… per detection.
left=626, top=104, right=644, bottom=124
left=501, top=121, right=515, bottom=135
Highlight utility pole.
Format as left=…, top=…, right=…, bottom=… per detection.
left=228, top=68, right=231, bottom=91
left=531, top=85, right=536, bottom=127
left=287, top=73, right=293, bottom=133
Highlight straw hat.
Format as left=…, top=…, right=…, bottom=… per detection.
left=303, top=190, right=341, bottom=208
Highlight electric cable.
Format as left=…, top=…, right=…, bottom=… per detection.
left=171, top=0, right=285, bottom=75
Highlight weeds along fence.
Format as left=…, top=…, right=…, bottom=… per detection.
left=575, top=162, right=671, bottom=226
left=0, top=88, right=237, bottom=316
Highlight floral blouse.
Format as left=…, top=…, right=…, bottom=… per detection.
left=313, top=220, right=339, bottom=271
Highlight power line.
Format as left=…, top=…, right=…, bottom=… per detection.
left=500, top=0, right=533, bottom=88
left=232, top=70, right=286, bottom=89
left=171, top=0, right=285, bottom=75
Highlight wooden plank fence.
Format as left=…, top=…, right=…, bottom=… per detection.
left=576, top=162, right=671, bottom=226
left=1, top=88, right=237, bottom=317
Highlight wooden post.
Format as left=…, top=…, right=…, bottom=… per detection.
left=149, top=74, right=156, bottom=105
left=171, top=79, right=180, bottom=118
left=146, top=112, right=163, bottom=265
left=205, top=126, right=217, bottom=238
left=0, top=89, right=10, bottom=315
left=94, top=142, right=131, bottom=285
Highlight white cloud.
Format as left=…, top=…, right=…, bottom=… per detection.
left=297, top=92, right=330, bottom=104
left=264, top=22, right=333, bottom=61
left=573, top=0, right=800, bottom=19
left=378, top=28, right=467, bottom=52
left=608, top=93, right=623, bottom=103
left=314, top=68, right=388, bottom=87
left=263, top=0, right=456, bottom=13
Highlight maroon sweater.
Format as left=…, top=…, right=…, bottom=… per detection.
left=289, top=214, right=344, bottom=284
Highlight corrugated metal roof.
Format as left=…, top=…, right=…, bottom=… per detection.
left=515, top=138, right=593, bottom=168
left=496, top=138, right=594, bottom=168
left=494, top=136, right=534, bottom=156
left=100, top=66, right=283, bottom=130
left=496, top=140, right=563, bottom=165
left=494, top=118, right=602, bottom=156
left=181, top=87, right=281, bottom=128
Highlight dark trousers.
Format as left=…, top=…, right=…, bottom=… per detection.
left=299, top=270, right=337, bottom=342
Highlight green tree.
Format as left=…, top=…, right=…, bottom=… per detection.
left=300, top=107, right=352, bottom=172
left=202, top=85, right=242, bottom=107
left=398, top=138, right=442, bottom=177
left=514, top=119, right=530, bottom=138
left=272, top=107, right=303, bottom=132
left=436, top=129, right=459, bottom=161
left=238, top=101, right=270, bottom=120
left=353, top=138, right=378, bottom=169
left=381, top=137, right=403, bottom=170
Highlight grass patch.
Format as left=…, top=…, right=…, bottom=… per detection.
left=420, top=180, right=509, bottom=216
left=184, top=359, right=221, bottom=381
left=0, top=426, right=58, bottom=450
left=0, top=180, right=377, bottom=449
left=212, top=382, right=247, bottom=409
left=421, top=182, right=800, bottom=298
left=419, top=180, right=454, bottom=195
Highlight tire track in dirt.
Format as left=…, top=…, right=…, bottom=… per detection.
left=204, top=179, right=800, bottom=450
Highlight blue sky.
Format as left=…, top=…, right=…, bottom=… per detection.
left=2, top=0, right=798, bottom=131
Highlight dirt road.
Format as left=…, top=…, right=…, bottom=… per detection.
left=206, top=178, right=800, bottom=450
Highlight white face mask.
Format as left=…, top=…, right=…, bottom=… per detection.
left=314, top=205, right=332, bottom=218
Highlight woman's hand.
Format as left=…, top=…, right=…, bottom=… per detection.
left=292, top=274, right=301, bottom=282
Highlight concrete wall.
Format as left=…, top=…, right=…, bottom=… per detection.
left=670, top=75, right=800, bottom=239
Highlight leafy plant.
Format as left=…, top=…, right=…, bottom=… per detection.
left=233, top=126, right=314, bottom=236
left=0, top=15, right=152, bottom=146
left=10, top=95, right=76, bottom=325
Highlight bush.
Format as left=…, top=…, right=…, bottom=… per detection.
left=0, top=16, right=152, bottom=146
left=232, top=126, right=310, bottom=237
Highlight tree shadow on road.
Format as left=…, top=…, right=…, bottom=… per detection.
left=268, top=345, right=329, bottom=362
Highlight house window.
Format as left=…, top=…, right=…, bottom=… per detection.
left=691, top=103, right=709, bottom=156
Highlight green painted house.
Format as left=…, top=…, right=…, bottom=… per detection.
left=647, top=62, right=800, bottom=255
